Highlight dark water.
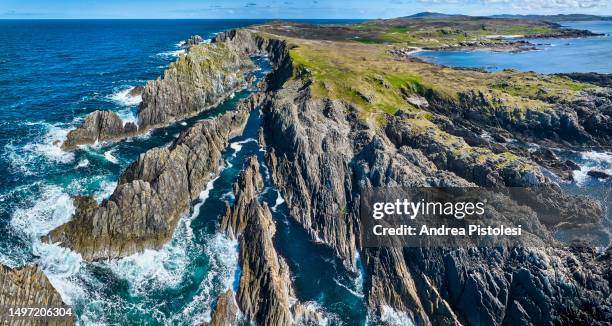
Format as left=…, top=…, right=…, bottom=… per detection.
left=415, top=21, right=612, bottom=73
left=0, top=19, right=366, bottom=325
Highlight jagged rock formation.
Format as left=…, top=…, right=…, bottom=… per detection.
left=221, top=156, right=293, bottom=325
left=47, top=25, right=612, bottom=325
left=213, top=29, right=292, bottom=90
left=180, top=35, right=205, bottom=50
left=259, top=73, right=610, bottom=325
left=127, top=85, right=144, bottom=97
left=62, top=40, right=256, bottom=149
left=62, top=110, right=137, bottom=150
left=219, top=156, right=326, bottom=325
left=46, top=98, right=258, bottom=260
left=206, top=290, right=239, bottom=326
left=137, top=42, right=255, bottom=129
left=0, top=264, right=74, bottom=325
left=560, top=72, right=612, bottom=88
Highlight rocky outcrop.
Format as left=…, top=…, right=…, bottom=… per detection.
left=46, top=98, right=258, bottom=260
left=219, top=156, right=326, bottom=325
left=259, top=74, right=610, bottom=325
left=205, top=290, right=238, bottom=326
left=588, top=170, right=610, bottom=179
left=127, top=85, right=144, bottom=97
left=560, top=72, right=612, bottom=88
left=0, top=264, right=74, bottom=325
left=62, top=39, right=257, bottom=150
left=213, top=29, right=292, bottom=91
left=180, top=35, right=205, bottom=50
left=426, top=87, right=612, bottom=150
left=262, top=81, right=360, bottom=271
left=62, top=110, right=137, bottom=150
left=221, top=156, right=293, bottom=325
left=137, top=42, right=255, bottom=129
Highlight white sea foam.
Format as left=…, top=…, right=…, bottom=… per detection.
left=9, top=184, right=85, bottom=304
left=379, top=305, right=416, bottom=326
left=229, top=138, right=256, bottom=157
left=156, top=49, right=185, bottom=58
left=103, top=149, right=119, bottom=164
left=271, top=191, right=285, bottom=212
left=169, top=234, right=239, bottom=325
left=76, top=159, right=90, bottom=169
left=95, top=180, right=117, bottom=202
left=354, top=252, right=365, bottom=294
left=573, top=150, right=612, bottom=186
left=108, top=86, right=142, bottom=107
left=7, top=123, right=75, bottom=172
left=10, top=184, right=75, bottom=238
left=333, top=277, right=364, bottom=298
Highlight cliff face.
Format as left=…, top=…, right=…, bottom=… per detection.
left=217, top=156, right=325, bottom=325
left=46, top=97, right=259, bottom=261
left=213, top=29, right=292, bottom=91
left=259, top=74, right=610, bottom=325
left=63, top=41, right=256, bottom=149
left=0, top=264, right=74, bottom=325
left=137, top=42, right=255, bottom=129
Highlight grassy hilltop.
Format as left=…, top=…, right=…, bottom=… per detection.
left=252, top=17, right=596, bottom=120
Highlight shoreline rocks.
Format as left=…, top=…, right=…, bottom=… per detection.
left=0, top=264, right=74, bottom=325
left=62, top=39, right=257, bottom=150
left=258, top=67, right=610, bottom=324
left=127, top=85, right=144, bottom=97
left=180, top=35, right=205, bottom=50
left=588, top=169, right=610, bottom=179
left=62, top=110, right=138, bottom=150
left=224, top=157, right=293, bottom=325
left=219, top=156, right=326, bottom=325
left=46, top=98, right=258, bottom=260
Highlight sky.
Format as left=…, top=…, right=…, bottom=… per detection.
left=1, top=0, right=611, bottom=19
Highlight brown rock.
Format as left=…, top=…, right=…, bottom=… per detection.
left=0, top=264, right=74, bottom=326
left=47, top=101, right=254, bottom=261
left=62, top=110, right=137, bottom=150
left=205, top=290, right=238, bottom=326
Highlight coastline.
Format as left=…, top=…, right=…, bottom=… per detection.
left=1, top=16, right=610, bottom=325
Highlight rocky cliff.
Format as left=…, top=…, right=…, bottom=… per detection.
left=62, top=41, right=256, bottom=149
left=46, top=97, right=259, bottom=260
left=259, top=72, right=610, bottom=324
left=217, top=156, right=325, bottom=325
left=0, top=264, right=74, bottom=325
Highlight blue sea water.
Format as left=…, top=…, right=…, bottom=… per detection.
left=415, top=21, right=612, bottom=73
left=0, top=19, right=366, bottom=325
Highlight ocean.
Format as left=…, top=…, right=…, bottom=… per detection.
left=0, top=19, right=366, bottom=325
left=0, top=19, right=609, bottom=325
left=415, top=21, right=612, bottom=73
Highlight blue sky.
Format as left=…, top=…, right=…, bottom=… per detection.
left=1, top=0, right=611, bottom=19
